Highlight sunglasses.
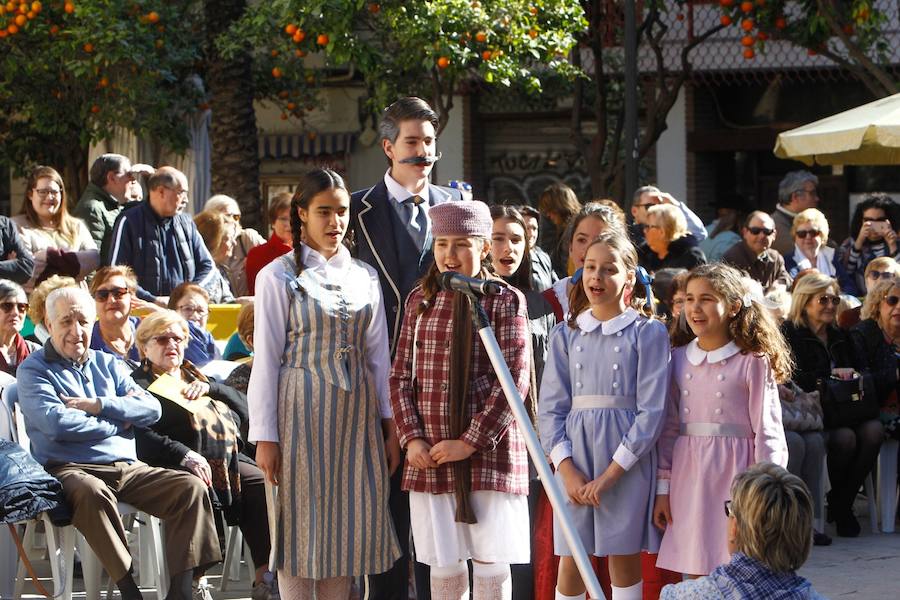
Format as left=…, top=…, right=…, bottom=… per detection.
left=0, top=302, right=28, bottom=314
left=795, top=229, right=821, bottom=239
left=152, top=334, right=185, bottom=346
left=641, top=224, right=661, bottom=231
left=869, top=270, right=897, bottom=281
left=817, top=295, right=841, bottom=307
left=94, top=287, right=129, bottom=302
left=747, top=226, right=775, bottom=236
left=884, top=295, right=900, bottom=307
left=724, top=500, right=734, bottom=518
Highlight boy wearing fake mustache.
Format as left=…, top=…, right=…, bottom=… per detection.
left=349, top=96, right=462, bottom=600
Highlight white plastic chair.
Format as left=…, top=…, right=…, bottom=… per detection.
left=10, top=384, right=168, bottom=599
left=199, top=359, right=241, bottom=382
left=877, top=438, right=899, bottom=534
left=219, top=526, right=253, bottom=591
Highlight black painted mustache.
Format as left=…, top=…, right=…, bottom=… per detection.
left=399, top=152, right=442, bottom=165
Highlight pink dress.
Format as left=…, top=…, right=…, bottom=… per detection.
left=656, top=340, right=788, bottom=576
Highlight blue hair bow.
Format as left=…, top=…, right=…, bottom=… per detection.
left=635, top=266, right=654, bottom=310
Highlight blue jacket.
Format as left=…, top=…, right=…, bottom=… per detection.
left=17, top=343, right=161, bottom=467
left=108, top=200, right=215, bottom=302
left=349, top=181, right=458, bottom=354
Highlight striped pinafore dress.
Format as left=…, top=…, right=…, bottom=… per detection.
left=274, top=254, right=400, bottom=578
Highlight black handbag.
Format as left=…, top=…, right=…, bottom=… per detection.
left=820, top=372, right=880, bottom=429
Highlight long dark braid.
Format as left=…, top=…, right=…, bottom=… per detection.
left=290, top=168, right=348, bottom=276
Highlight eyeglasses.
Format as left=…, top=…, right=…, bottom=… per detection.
left=795, top=229, right=821, bottom=239
left=883, top=295, right=900, bottom=307
left=152, top=334, right=185, bottom=346
left=177, top=304, right=208, bottom=317
left=34, top=188, right=62, bottom=198
left=0, top=302, right=28, bottom=314
left=724, top=500, right=734, bottom=518
left=746, top=226, right=775, bottom=236
left=94, top=287, right=129, bottom=302
left=165, top=186, right=189, bottom=198
left=794, top=189, right=819, bottom=198
left=634, top=203, right=656, bottom=209
left=869, top=270, right=897, bottom=281
left=817, top=295, right=841, bottom=307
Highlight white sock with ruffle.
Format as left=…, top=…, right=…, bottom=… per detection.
left=472, top=562, right=511, bottom=600
left=430, top=562, right=469, bottom=600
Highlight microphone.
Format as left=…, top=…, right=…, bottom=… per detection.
left=438, top=272, right=504, bottom=297
left=399, top=152, right=442, bottom=165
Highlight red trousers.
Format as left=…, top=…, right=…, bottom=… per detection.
left=532, top=488, right=680, bottom=599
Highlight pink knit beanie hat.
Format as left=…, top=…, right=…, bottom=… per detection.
left=430, top=200, right=492, bottom=238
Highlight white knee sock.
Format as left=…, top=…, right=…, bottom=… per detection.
left=611, top=580, right=643, bottom=600
left=430, top=562, right=469, bottom=600
left=554, top=590, right=586, bottom=600
left=472, top=562, right=511, bottom=600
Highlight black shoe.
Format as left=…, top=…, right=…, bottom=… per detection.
left=813, top=531, right=833, bottom=546
left=835, top=513, right=861, bottom=537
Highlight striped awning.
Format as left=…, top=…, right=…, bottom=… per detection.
left=258, top=132, right=357, bottom=159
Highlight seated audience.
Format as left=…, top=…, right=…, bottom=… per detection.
left=16, top=287, right=221, bottom=600
left=518, top=204, right=558, bottom=292
left=13, top=166, right=99, bottom=291
left=851, top=279, right=900, bottom=440
left=699, top=193, right=744, bottom=262
left=629, top=185, right=708, bottom=247
left=203, top=194, right=264, bottom=297
left=771, top=170, right=820, bottom=256
left=224, top=303, right=255, bottom=394
left=639, top=203, right=706, bottom=273
left=245, top=192, right=293, bottom=295
left=0, top=279, right=37, bottom=375
left=25, top=275, right=78, bottom=344
left=781, top=273, right=882, bottom=537
left=89, top=266, right=145, bottom=368
left=838, top=193, right=900, bottom=295
left=650, top=268, right=687, bottom=320
left=168, top=282, right=220, bottom=367
left=109, top=166, right=215, bottom=306
left=783, top=208, right=850, bottom=290
left=131, top=311, right=272, bottom=594
left=0, top=214, right=34, bottom=286
left=193, top=210, right=237, bottom=304
left=723, top=211, right=792, bottom=293
left=661, top=463, right=823, bottom=599
left=838, top=257, right=899, bottom=329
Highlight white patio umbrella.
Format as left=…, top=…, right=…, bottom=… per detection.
left=773, top=93, right=900, bottom=165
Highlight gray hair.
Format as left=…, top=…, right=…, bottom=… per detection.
left=45, top=287, right=96, bottom=323
left=0, top=279, right=25, bottom=302
left=89, top=154, right=130, bottom=188
left=632, top=185, right=661, bottom=203
left=203, top=194, right=239, bottom=214
left=778, top=171, right=818, bottom=205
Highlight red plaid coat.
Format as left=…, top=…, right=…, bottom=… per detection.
left=390, top=285, right=531, bottom=495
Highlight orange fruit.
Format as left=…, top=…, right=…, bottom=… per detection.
left=278, top=90, right=289, bottom=98
left=775, top=16, right=786, bottom=29
left=740, top=35, right=753, bottom=46
left=475, top=31, right=486, bottom=43
left=5, top=1, right=14, bottom=11
left=721, top=15, right=732, bottom=26
left=294, top=49, right=306, bottom=57
left=30, top=0, right=39, bottom=12
left=719, top=0, right=734, bottom=5
left=6, top=23, right=16, bottom=34
left=482, top=50, right=492, bottom=60
left=154, top=38, right=164, bottom=48
left=26, top=10, right=34, bottom=18
left=98, top=76, right=109, bottom=88
left=90, top=104, right=100, bottom=113
left=743, top=47, right=755, bottom=59
left=756, top=31, right=768, bottom=40
left=14, top=13, right=24, bottom=25
left=271, top=67, right=283, bottom=78
left=17, top=3, right=25, bottom=14
left=529, top=6, right=538, bottom=15
left=270, top=49, right=279, bottom=57
left=316, top=33, right=329, bottom=46
left=437, top=56, right=450, bottom=69
left=740, top=1, right=753, bottom=12
left=292, top=30, right=304, bottom=43
left=368, top=3, right=380, bottom=13
left=676, top=13, right=684, bottom=21
left=147, top=11, right=159, bottom=24
left=0, top=30, right=6, bottom=38
left=280, top=113, right=288, bottom=121
left=741, top=18, right=753, bottom=31
left=285, top=23, right=296, bottom=35
left=49, top=23, right=58, bottom=34
left=63, top=2, right=73, bottom=14
left=528, top=29, right=537, bottom=38
left=286, top=102, right=296, bottom=110
left=83, top=42, right=94, bottom=53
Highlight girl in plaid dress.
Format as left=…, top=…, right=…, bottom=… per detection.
left=390, top=200, right=531, bottom=600
left=539, top=232, right=670, bottom=600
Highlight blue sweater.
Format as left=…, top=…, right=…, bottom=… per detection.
left=17, top=343, right=161, bottom=467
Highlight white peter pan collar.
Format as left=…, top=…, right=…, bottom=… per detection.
left=685, top=339, right=741, bottom=366
left=575, top=307, right=638, bottom=335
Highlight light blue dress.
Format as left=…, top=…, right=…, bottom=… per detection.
left=539, top=308, right=670, bottom=556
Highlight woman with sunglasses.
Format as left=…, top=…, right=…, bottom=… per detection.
left=783, top=209, right=851, bottom=288
left=838, top=193, right=900, bottom=295
left=0, top=279, right=36, bottom=376
left=89, top=266, right=154, bottom=369
left=838, top=258, right=899, bottom=329
left=781, top=273, right=881, bottom=538
left=851, top=280, right=900, bottom=444
left=131, top=310, right=274, bottom=598
left=638, top=203, right=706, bottom=274
left=12, top=166, right=99, bottom=292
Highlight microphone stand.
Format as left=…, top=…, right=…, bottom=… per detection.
left=462, top=291, right=606, bottom=600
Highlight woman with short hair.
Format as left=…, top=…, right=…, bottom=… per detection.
left=167, top=282, right=220, bottom=367
left=639, top=204, right=706, bottom=273
left=193, top=210, right=237, bottom=304
left=783, top=208, right=850, bottom=287
left=245, top=192, right=294, bottom=294
left=89, top=266, right=145, bottom=369
left=0, top=279, right=37, bottom=375
left=660, top=462, right=824, bottom=599
left=838, top=193, right=900, bottom=295
left=203, top=195, right=265, bottom=297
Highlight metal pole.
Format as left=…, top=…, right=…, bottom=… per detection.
left=471, top=302, right=605, bottom=600
left=624, top=0, right=639, bottom=203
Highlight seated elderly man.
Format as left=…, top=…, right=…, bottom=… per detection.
left=17, top=287, right=220, bottom=600
left=722, top=211, right=792, bottom=294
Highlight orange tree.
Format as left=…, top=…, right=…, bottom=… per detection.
left=216, top=0, right=586, bottom=135
left=0, top=1, right=204, bottom=197
left=716, top=0, right=897, bottom=97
